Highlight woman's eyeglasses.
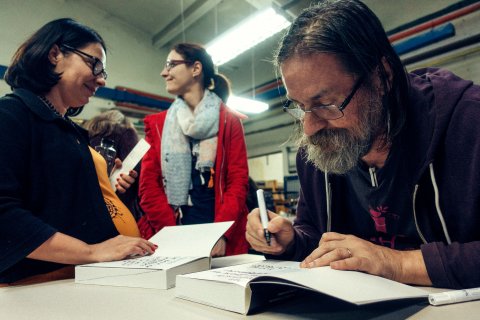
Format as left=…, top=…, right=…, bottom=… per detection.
left=164, top=59, right=192, bottom=71
left=61, top=44, right=108, bottom=79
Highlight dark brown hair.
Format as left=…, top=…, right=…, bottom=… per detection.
left=275, top=0, right=409, bottom=143
left=172, top=43, right=231, bottom=102
left=5, top=18, right=106, bottom=116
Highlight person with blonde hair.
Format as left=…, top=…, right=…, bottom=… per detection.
left=84, top=109, right=144, bottom=220
left=84, top=109, right=139, bottom=161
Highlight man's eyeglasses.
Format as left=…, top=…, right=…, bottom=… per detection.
left=283, top=75, right=364, bottom=121
left=61, top=44, right=108, bottom=79
left=164, top=59, right=192, bottom=71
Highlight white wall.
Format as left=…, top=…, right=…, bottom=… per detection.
left=0, top=0, right=170, bottom=119
left=248, top=153, right=284, bottom=185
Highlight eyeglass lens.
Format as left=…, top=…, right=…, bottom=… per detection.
left=285, top=104, right=343, bottom=120
left=61, top=45, right=107, bottom=79
left=165, top=60, right=191, bottom=71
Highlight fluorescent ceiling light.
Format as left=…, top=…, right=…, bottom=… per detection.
left=207, top=7, right=290, bottom=65
left=227, top=95, right=269, bottom=114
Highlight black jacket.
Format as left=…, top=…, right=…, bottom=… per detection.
left=0, top=88, right=118, bottom=283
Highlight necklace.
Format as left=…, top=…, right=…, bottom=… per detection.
left=38, top=96, right=64, bottom=118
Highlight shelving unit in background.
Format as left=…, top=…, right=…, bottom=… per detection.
left=255, top=180, right=280, bottom=212
left=256, top=177, right=300, bottom=217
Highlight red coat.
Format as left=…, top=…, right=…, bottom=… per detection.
left=138, top=104, right=249, bottom=255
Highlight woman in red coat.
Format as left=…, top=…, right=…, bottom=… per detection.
left=138, top=43, right=249, bottom=256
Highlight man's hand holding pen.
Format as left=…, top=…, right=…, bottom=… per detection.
left=245, top=207, right=295, bottom=255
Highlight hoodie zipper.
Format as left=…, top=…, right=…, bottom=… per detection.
left=324, top=171, right=332, bottom=232
left=369, top=167, right=379, bottom=187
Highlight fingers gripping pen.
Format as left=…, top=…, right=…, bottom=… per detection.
left=256, top=189, right=271, bottom=246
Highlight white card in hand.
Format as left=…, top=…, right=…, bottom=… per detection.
left=109, top=138, right=150, bottom=190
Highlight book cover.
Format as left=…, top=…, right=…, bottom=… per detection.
left=109, top=138, right=150, bottom=189
left=175, top=260, right=428, bottom=314
left=75, top=221, right=233, bottom=289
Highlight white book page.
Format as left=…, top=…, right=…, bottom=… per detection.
left=149, top=221, right=234, bottom=257
left=212, top=254, right=266, bottom=269
left=274, top=267, right=428, bottom=304
left=183, top=260, right=301, bottom=287
left=85, top=256, right=198, bottom=270
left=109, top=138, right=150, bottom=189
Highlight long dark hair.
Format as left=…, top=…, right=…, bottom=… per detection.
left=172, top=43, right=231, bottom=102
left=275, top=0, right=409, bottom=143
left=4, top=18, right=106, bottom=116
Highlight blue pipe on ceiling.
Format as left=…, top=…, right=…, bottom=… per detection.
left=392, top=23, right=455, bottom=55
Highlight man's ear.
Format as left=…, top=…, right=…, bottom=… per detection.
left=48, top=44, right=62, bottom=65
left=381, top=56, right=393, bottom=91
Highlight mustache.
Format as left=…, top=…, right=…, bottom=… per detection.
left=307, top=128, right=350, bottom=145
left=297, top=126, right=375, bottom=175
left=305, top=128, right=364, bottom=151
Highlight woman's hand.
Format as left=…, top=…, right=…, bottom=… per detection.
left=28, top=232, right=157, bottom=265
left=89, top=235, right=157, bottom=262
left=211, top=236, right=227, bottom=257
left=113, top=158, right=138, bottom=193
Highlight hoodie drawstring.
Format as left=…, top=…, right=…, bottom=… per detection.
left=429, top=163, right=452, bottom=244
left=412, top=184, right=428, bottom=244
left=413, top=163, right=452, bottom=245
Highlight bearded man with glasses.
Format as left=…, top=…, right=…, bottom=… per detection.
left=246, top=0, right=480, bottom=290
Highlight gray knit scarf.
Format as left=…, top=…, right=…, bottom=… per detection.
left=161, top=90, right=220, bottom=207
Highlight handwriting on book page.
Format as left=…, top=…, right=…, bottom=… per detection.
left=120, top=256, right=197, bottom=268
left=193, top=261, right=300, bottom=286
left=91, top=256, right=198, bottom=269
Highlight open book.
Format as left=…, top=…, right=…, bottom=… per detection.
left=175, top=260, right=428, bottom=314
left=75, top=221, right=233, bottom=289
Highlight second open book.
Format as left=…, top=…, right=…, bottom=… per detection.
left=176, top=260, right=429, bottom=314
left=75, top=221, right=233, bottom=289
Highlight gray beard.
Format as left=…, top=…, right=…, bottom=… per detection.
left=296, top=91, right=385, bottom=175
left=301, top=128, right=373, bottom=174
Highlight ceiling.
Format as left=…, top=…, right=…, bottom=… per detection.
left=86, top=0, right=312, bottom=98
left=84, top=0, right=462, bottom=104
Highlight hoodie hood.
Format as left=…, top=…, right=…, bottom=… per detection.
left=404, top=68, right=474, bottom=180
